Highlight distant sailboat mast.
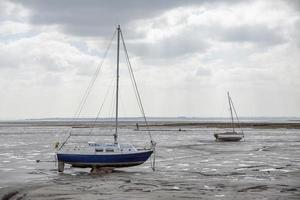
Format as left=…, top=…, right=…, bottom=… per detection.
left=114, top=25, right=120, bottom=144
left=228, top=92, right=235, bottom=132
left=214, top=92, right=244, bottom=142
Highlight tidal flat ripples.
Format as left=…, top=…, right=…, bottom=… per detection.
left=0, top=125, right=299, bottom=199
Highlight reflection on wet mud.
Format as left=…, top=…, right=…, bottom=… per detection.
left=0, top=125, right=299, bottom=199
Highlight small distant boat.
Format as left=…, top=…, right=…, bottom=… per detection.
left=56, top=25, right=155, bottom=172
left=214, top=92, right=244, bottom=142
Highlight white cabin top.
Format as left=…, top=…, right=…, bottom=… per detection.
left=58, top=142, right=138, bottom=155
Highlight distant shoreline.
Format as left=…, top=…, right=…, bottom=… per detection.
left=0, top=120, right=300, bottom=129
left=155, top=122, right=300, bottom=129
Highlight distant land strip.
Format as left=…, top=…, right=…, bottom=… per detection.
left=156, top=122, right=300, bottom=129
left=0, top=121, right=300, bottom=129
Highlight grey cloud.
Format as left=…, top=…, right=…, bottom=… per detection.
left=118, top=26, right=213, bottom=66
left=13, top=0, right=245, bottom=38
left=195, top=66, right=211, bottom=77
left=128, top=34, right=209, bottom=60
left=293, top=18, right=300, bottom=47
left=124, top=23, right=285, bottom=62
left=285, top=0, right=300, bottom=12
left=7, top=0, right=290, bottom=63
left=13, top=0, right=200, bottom=37
left=220, top=25, right=285, bottom=46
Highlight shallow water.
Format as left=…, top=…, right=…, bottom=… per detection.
left=0, top=124, right=299, bottom=199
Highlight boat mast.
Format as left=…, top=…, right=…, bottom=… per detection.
left=228, top=92, right=235, bottom=132
left=114, top=25, right=120, bottom=144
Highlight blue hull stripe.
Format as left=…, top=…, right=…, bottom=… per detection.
left=57, top=150, right=153, bottom=165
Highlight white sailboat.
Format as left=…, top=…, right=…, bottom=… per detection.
left=214, top=92, right=244, bottom=142
left=56, top=25, right=155, bottom=172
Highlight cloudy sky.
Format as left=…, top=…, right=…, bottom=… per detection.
left=0, top=0, right=299, bottom=119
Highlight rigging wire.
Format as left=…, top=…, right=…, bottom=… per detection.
left=120, top=28, right=156, bottom=170
left=59, top=29, right=117, bottom=149
left=230, top=96, right=244, bottom=136
left=120, top=30, right=154, bottom=144
left=228, top=92, right=235, bottom=132
left=119, top=92, right=128, bottom=118
left=73, top=29, right=117, bottom=120
left=88, top=76, right=116, bottom=136
left=109, top=78, right=117, bottom=127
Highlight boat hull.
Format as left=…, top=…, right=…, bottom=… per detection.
left=57, top=150, right=153, bottom=168
left=214, top=132, right=243, bottom=142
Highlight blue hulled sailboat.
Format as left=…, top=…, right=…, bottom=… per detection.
left=56, top=25, right=155, bottom=172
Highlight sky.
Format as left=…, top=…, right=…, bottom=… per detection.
left=0, top=0, right=299, bottom=119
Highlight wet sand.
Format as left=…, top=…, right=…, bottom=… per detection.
left=0, top=121, right=299, bottom=199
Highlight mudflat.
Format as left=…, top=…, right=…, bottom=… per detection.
left=0, top=121, right=299, bottom=199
